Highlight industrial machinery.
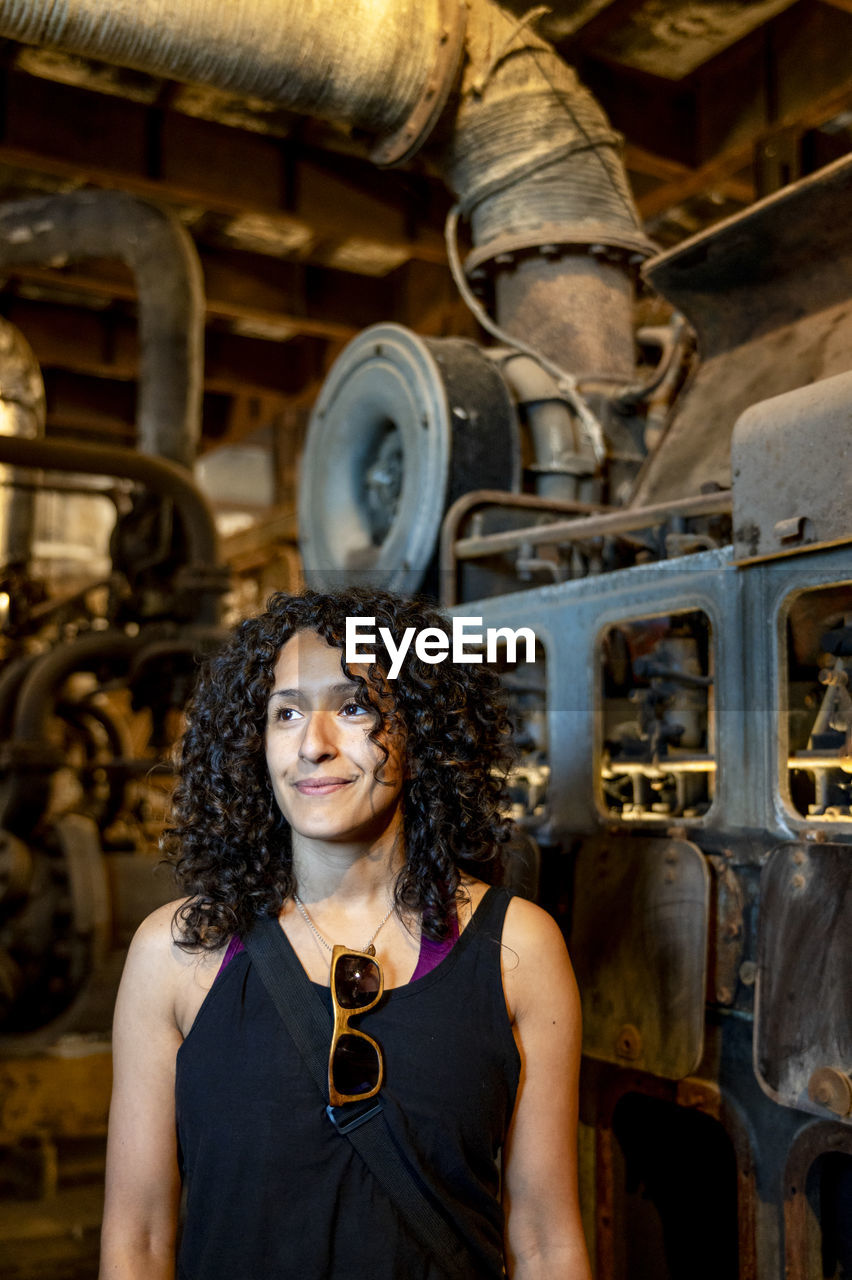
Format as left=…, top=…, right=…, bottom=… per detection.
left=0, top=1, right=847, bottom=1277
left=297, top=154, right=852, bottom=1279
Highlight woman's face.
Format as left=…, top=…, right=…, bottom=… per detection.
left=264, top=629, right=405, bottom=848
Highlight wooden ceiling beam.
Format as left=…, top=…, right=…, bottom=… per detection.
left=637, top=67, right=852, bottom=221
left=0, top=295, right=333, bottom=401
left=636, top=145, right=754, bottom=220
left=0, top=67, right=449, bottom=268
left=0, top=235, right=407, bottom=343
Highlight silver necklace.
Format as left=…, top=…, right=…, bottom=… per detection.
left=292, top=892, right=395, bottom=957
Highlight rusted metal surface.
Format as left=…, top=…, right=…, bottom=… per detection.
left=438, top=487, right=607, bottom=606
left=783, top=1120, right=852, bottom=1280
left=587, top=1064, right=759, bottom=1280
left=570, top=834, right=709, bottom=1079
left=492, top=254, right=637, bottom=381
left=0, top=1045, right=111, bottom=1140
left=706, top=853, right=746, bottom=1007
left=731, top=370, right=852, bottom=562
left=808, top=1067, right=852, bottom=1117
left=449, top=489, right=732, bottom=561
left=755, top=842, right=852, bottom=1125
left=634, top=154, right=852, bottom=506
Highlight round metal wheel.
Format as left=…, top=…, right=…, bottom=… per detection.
left=299, top=323, right=519, bottom=594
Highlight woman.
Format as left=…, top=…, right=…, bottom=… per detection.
left=99, top=588, right=591, bottom=1280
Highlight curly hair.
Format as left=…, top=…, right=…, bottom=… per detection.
left=163, top=587, right=515, bottom=949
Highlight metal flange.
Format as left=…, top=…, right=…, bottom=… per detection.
left=370, top=0, right=466, bottom=167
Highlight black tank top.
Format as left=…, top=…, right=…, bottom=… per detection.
left=175, top=886, right=520, bottom=1280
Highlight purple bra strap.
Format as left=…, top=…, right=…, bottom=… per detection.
left=216, top=933, right=245, bottom=978
left=410, top=910, right=459, bottom=982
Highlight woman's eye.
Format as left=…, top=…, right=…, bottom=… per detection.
left=273, top=706, right=300, bottom=722
left=340, top=702, right=367, bottom=717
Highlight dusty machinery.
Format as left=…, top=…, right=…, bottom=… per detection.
left=297, top=157, right=852, bottom=1278
left=0, top=193, right=229, bottom=1267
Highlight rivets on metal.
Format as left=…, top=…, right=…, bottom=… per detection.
left=615, top=1023, right=642, bottom=1061
left=808, top=1067, right=852, bottom=1117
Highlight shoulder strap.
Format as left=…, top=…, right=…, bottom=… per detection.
left=468, top=883, right=513, bottom=934
left=244, top=916, right=473, bottom=1280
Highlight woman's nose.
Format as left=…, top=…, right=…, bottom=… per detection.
left=298, top=711, right=337, bottom=761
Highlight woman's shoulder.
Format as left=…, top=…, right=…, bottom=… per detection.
left=123, top=899, right=229, bottom=1006
left=500, top=896, right=578, bottom=1023
left=116, top=899, right=234, bottom=1039
left=502, top=894, right=567, bottom=953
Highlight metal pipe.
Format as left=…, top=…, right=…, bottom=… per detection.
left=0, top=2, right=649, bottom=334
left=450, top=491, right=733, bottom=560
left=443, top=0, right=650, bottom=262
left=0, top=0, right=467, bottom=166
left=493, top=255, right=637, bottom=381
left=440, top=0, right=652, bottom=375
left=0, top=626, right=224, bottom=833
left=439, top=487, right=609, bottom=606
left=0, top=191, right=203, bottom=468
left=496, top=352, right=599, bottom=498
left=0, top=434, right=220, bottom=567
left=0, top=630, right=145, bottom=833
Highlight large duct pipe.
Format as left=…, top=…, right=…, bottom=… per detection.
left=0, top=190, right=204, bottom=468
left=0, top=0, right=467, bottom=167
left=441, top=0, right=651, bottom=377
left=0, top=1, right=649, bottom=376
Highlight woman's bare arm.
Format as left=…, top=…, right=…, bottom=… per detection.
left=99, top=902, right=185, bottom=1280
left=501, top=898, right=593, bottom=1280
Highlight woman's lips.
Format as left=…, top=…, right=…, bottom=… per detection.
left=293, top=778, right=352, bottom=795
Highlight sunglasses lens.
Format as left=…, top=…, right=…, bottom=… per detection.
left=334, top=954, right=381, bottom=1009
left=331, top=1033, right=381, bottom=1097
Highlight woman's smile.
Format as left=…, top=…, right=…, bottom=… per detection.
left=292, top=776, right=353, bottom=795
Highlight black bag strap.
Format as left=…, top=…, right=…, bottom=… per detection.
left=244, top=917, right=472, bottom=1279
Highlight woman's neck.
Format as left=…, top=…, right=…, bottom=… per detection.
left=291, top=829, right=405, bottom=906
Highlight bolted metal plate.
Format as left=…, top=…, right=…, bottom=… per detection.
left=571, top=833, right=709, bottom=1079
left=755, top=842, right=852, bottom=1123
left=731, top=370, right=852, bottom=563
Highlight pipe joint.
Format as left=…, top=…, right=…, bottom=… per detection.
left=441, top=0, right=654, bottom=273
left=0, top=190, right=204, bottom=468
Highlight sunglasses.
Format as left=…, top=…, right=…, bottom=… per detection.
left=328, top=944, right=384, bottom=1108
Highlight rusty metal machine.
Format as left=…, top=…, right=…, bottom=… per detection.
left=0, top=193, right=229, bottom=1259
left=297, top=156, right=852, bottom=1277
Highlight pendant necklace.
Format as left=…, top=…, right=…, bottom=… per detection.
left=293, top=892, right=394, bottom=957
